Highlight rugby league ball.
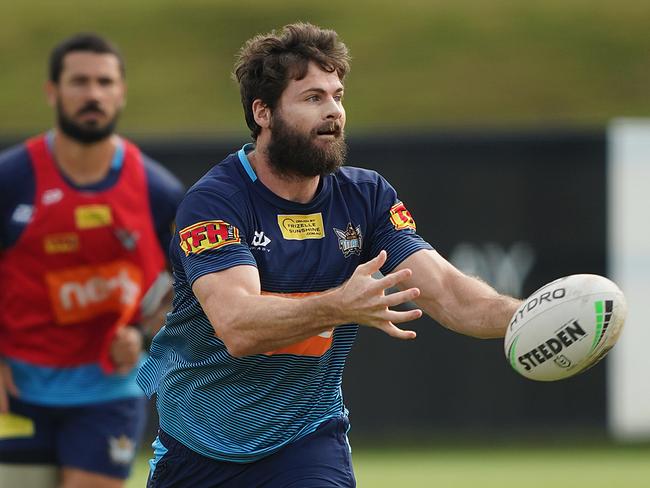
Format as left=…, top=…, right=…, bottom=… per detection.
left=504, top=274, right=626, bottom=381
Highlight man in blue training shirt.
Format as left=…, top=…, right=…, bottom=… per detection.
left=138, top=22, right=522, bottom=487
left=0, top=34, right=184, bottom=487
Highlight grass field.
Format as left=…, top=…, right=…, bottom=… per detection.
left=126, top=443, right=650, bottom=487
left=2, top=0, right=650, bottom=134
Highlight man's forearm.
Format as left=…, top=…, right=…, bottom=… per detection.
left=202, top=288, right=344, bottom=357
left=420, top=271, right=521, bottom=339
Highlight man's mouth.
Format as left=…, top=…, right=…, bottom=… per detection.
left=77, top=105, right=106, bottom=117
left=315, top=123, right=342, bottom=137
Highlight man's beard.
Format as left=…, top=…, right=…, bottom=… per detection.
left=57, top=100, right=120, bottom=144
left=266, top=112, right=347, bottom=179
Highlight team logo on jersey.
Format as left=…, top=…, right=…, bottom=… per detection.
left=179, top=220, right=241, bottom=256
left=277, top=213, right=324, bottom=240
left=108, top=435, right=136, bottom=465
left=389, top=201, right=416, bottom=231
left=43, top=233, right=79, bottom=254
left=75, top=204, right=113, bottom=230
left=251, top=230, right=271, bottom=250
left=45, top=260, right=142, bottom=325
left=333, top=223, right=363, bottom=257
left=114, top=228, right=140, bottom=251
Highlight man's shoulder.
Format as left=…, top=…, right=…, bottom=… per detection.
left=139, top=151, right=185, bottom=199
left=186, top=151, right=245, bottom=199
left=335, top=165, right=382, bottom=186
left=0, top=142, right=32, bottom=190
left=0, top=141, right=30, bottom=169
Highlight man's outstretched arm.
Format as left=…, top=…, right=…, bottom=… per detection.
left=396, top=249, right=521, bottom=339
left=193, top=250, right=422, bottom=357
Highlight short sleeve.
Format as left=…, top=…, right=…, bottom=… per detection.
left=368, top=175, right=433, bottom=274
left=142, top=154, right=185, bottom=253
left=173, top=188, right=256, bottom=286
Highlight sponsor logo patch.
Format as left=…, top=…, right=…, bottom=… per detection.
left=75, top=204, right=113, bottom=230
left=277, top=213, right=324, bottom=240
left=389, top=201, right=416, bottom=231
left=0, top=413, right=35, bottom=439
left=43, top=233, right=79, bottom=254
left=45, top=261, right=142, bottom=325
left=10, top=204, right=34, bottom=224
left=42, top=188, right=64, bottom=206
left=333, top=223, right=363, bottom=257
left=179, top=220, right=241, bottom=256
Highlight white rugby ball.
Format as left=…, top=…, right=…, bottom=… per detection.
left=505, top=274, right=627, bottom=381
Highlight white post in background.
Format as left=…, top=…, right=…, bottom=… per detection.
left=607, top=119, right=650, bottom=441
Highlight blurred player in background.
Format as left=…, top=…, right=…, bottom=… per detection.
left=138, top=22, right=521, bottom=487
left=0, top=33, right=184, bottom=488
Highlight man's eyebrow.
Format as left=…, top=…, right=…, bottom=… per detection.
left=299, top=87, right=344, bottom=95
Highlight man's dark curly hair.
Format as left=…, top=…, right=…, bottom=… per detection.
left=233, top=22, right=350, bottom=140
left=49, top=33, right=124, bottom=83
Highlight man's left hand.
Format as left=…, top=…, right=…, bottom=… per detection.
left=109, top=326, right=143, bottom=375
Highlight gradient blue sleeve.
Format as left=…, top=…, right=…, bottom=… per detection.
left=174, top=188, right=256, bottom=286
left=142, top=154, right=185, bottom=253
left=368, top=175, right=433, bottom=274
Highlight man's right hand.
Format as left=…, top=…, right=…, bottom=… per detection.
left=334, top=250, right=422, bottom=339
left=0, top=359, right=19, bottom=414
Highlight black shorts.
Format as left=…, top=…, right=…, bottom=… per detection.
left=148, top=417, right=356, bottom=488
left=0, top=395, right=147, bottom=479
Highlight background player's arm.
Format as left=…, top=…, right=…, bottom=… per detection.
left=193, top=250, right=422, bottom=357
left=395, top=249, right=521, bottom=338
left=0, top=360, right=19, bottom=413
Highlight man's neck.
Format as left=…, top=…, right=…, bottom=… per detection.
left=51, top=129, right=119, bottom=186
left=248, top=144, right=320, bottom=204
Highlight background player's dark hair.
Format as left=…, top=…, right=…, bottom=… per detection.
left=49, top=33, right=125, bottom=83
left=233, top=22, right=350, bottom=140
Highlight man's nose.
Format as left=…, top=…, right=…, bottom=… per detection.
left=324, top=97, right=344, bottom=120
left=84, top=81, right=103, bottom=101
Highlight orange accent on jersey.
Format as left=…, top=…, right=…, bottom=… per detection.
left=179, top=220, right=240, bottom=256
left=45, top=260, right=142, bottom=325
left=261, top=291, right=334, bottom=357
left=389, top=201, right=416, bottom=230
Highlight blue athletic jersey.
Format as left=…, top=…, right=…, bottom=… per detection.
left=137, top=144, right=432, bottom=463
left=0, top=133, right=184, bottom=406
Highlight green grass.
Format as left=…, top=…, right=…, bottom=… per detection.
left=2, top=0, right=650, bottom=134
left=127, top=444, right=650, bottom=487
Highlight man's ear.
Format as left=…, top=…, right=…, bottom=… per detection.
left=252, top=99, right=271, bottom=129
left=44, top=80, right=57, bottom=108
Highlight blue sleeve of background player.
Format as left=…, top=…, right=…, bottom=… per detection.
left=368, top=174, right=433, bottom=274
left=0, top=144, right=35, bottom=251
left=142, top=154, right=185, bottom=254
left=173, top=185, right=257, bottom=287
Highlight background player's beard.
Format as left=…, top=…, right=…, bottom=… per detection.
left=266, top=112, right=347, bottom=179
left=56, top=100, right=120, bottom=144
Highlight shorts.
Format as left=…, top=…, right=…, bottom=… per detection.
left=148, top=417, right=356, bottom=488
left=0, top=395, right=148, bottom=479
